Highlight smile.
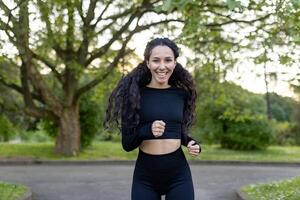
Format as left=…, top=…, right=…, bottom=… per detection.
left=156, top=72, right=168, bottom=78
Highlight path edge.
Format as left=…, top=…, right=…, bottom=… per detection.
left=236, top=188, right=251, bottom=200
left=19, top=189, right=32, bottom=200
left=0, top=160, right=300, bottom=166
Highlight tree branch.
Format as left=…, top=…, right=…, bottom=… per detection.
left=205, top=13, right=272, bottom=27
left=24, top=106, right=57, bottom=120
left=76, top=0, right=84, bottom=20
left=84, top=10, right=141, bottom=67
left=37, top=0, right=67, bottom=62
left=66, top=0, right=75, bottom=54
left=101, top=6, right=135, bottom=21
left=0, top=76, right=44, bottom=104
left=37, top=0, right=53, bottom=35
left=0, top=19, right=17, bottom=46
left=94, top=0, right=113, bottom=25
left=31, top=50, right=63, bottom=83
left=75, top=17, right=181, bottom=99
left=95, top=20, right=116, bottom=35
left=205, top=3, right=227, bottom=9
left=26, top=63, right=62, bottom=114
left=0, top=1, right=17, bottom=24
left=74, top=35, right=132, bottom=101
left=85, top=0, right=98, bottom=24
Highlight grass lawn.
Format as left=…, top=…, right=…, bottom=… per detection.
left=0, top=182, right=29, bottom=200
left=0, top=141, right=300, bottom=162
left=242, top=176, right=300, bottom=200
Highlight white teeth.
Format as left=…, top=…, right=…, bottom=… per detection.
left=156, top=71, right=167, bottom=79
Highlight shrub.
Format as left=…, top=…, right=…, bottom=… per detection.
left=79, top=93, right=102, bottom=148
left=272, top=121, right=297, bottom=145
left=220, top=117, right=274, bottom=150
left=0, top=115, right=15, bottom=142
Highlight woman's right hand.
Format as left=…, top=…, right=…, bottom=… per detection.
left=151, top=120, right=165, bottom=137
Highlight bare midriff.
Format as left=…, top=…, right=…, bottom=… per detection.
left=139, top=139, right=181, bottom=155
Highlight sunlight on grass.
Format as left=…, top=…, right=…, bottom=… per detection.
left=242, top=176, right=300, bottom=200
left=0, top=182, right=28, bottom=200
left=0, top=142, right=299, bottom=162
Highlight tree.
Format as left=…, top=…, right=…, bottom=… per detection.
left=0, top=0, right=181, bottom=156
left=171, top=0, right=297, bottom=119
left=193, top=64, right=273, bottom=149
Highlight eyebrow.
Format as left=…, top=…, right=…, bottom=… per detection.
left=151, top=56, right=173, bottom=59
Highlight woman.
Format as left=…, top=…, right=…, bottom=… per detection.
left=104, top=37, right=201, bottom=200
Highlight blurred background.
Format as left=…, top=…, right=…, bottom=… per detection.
left=0, top=0, right=299, bottom=156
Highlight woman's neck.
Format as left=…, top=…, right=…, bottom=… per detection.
left=146, top=83, right=171, bottom=89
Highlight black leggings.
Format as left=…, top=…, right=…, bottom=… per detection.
left=131, top=147, right=194, bottom=200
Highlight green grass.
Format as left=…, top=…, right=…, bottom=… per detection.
left=0, top=142, right=300, bottom=162
left=242, top=176, right=300, bottom=200
left=0, top=182, right=28, bottom=200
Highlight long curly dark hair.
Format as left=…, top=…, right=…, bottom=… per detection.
left=103, top=38, right=197, bottom=137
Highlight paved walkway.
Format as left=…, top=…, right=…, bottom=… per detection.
left=0, top=162, right=299, bottom=200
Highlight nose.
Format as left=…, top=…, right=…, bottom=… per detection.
left=158, top=61, right=167, bottom=69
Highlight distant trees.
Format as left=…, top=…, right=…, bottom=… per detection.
left=0, top=0, right=180, bottom=155
left=0, top=0, right=299, bottom=153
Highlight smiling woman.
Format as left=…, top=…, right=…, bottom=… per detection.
left=103, top=38, right=201, bottom=200
left=145, top=45, right=176, bottom=88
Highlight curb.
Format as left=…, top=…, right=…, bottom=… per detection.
left=0, top=160, right=135, bottom=166
left=0, top=159, right=300, bottom=166
left=236, top=189, right=251, bottom=200
left=19, top=189, right=32, bottom=200
left=188, top=160, right=300, bottom=167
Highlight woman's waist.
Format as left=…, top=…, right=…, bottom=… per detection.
left=139, top=139, right=181, bottom=155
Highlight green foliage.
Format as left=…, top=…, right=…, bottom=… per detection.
left=1, top=142, right=300, bottom=162
left=79, top=91, right=102, bottom=148
left=220, top=117, right=274, bottom=150
left=0, top=182, right=28, bottom=200
left=279, top=55, right=293, bottom=65
left=0, top=115, right=16, bottom=142
left=160, top=0, right=192, bottom=12
left=194, top=64, right=274, bottom=150
left=226, top=0, right=242, bottom=10
left=272, top=121, right=297, bottom=145
left=242, top=176, right=300, bottom=200
left=91, top=68, right=122, bottom=141
left=268, top=93, right=296, bottom=122
left=19, top=122, right=54, bottom=143
left=292, top=102, right=300, bottom=145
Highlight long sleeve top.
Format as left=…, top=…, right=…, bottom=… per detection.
left=121, top=86, right=199, bottom=152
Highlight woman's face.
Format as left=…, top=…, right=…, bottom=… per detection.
left=146, top=45, right=176, bottom=87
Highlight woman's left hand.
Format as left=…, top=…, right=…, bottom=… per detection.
left=187, top=140, right=201, bottom=156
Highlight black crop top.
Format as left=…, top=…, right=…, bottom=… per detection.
left=121, top=86, right=199, bottom=152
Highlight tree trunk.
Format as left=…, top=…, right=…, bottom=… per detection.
left=55, top=104, right=80, bottom=156
left=264, top=62, right=272, bottom=120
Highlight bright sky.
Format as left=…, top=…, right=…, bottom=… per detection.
left=130, top=29, right=298, bottom=100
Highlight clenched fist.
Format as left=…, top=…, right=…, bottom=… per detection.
left=187, top=140, right=201, bottom=156
left=151, top=120, right=166, bottom=137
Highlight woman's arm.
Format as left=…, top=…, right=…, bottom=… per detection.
left=121, top=122, right=152, bottom=152
left=181, top=127, right=201, bottom=153
left=181, top=134, right=202, bottom=154
left=181, top=134, right=199, bottom=146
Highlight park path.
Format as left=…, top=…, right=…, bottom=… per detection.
left=0, top=162, right=299, bottom=200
